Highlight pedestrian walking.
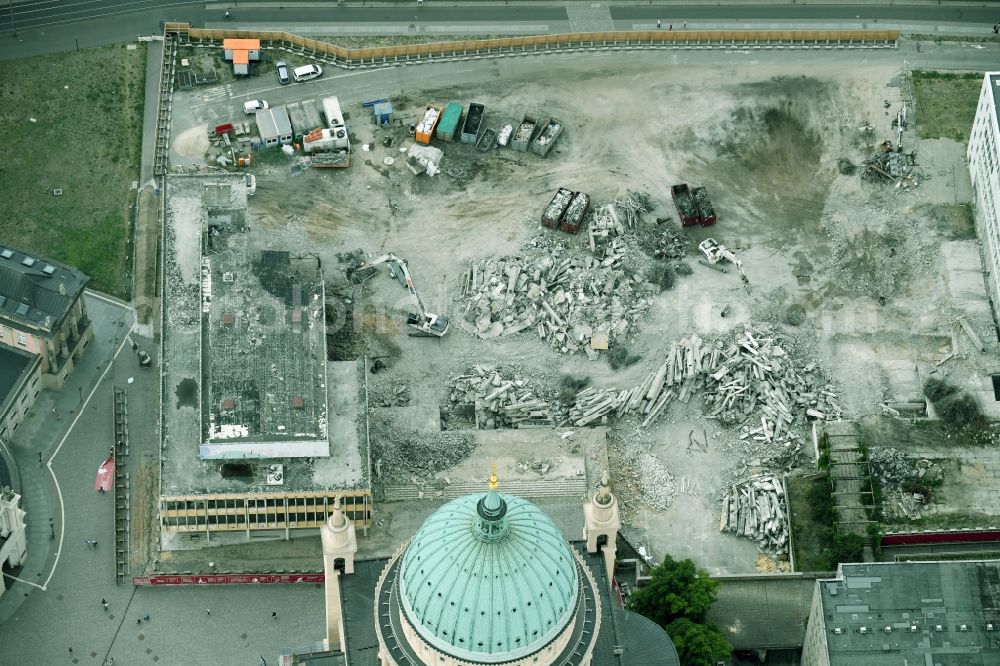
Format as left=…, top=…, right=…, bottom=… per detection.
left=137, top=617, right=142, bottom=625
left=38, top=452, right=42, bottom=466
left=206, top=608, right=211, bottom=615
left=656, top=18, right=661, bottom=29
left=68, top=648, right=73, bottom=654
left=102, top=598, right=109, bottom=611
left=272, top=611, right=278, bottom=619
left=668, top=24, right=672, bottom=30
left=682, top=21, right=687, bottom=29
left=98, top=487, right=105, bottom=494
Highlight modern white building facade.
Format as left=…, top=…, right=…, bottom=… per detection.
left=968, top=72, right=1000, bottom=317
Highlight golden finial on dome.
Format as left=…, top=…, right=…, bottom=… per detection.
left=488, top=464, right=499, bottom=490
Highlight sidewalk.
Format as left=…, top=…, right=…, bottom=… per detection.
left=0, top=293, right=134, bottom=626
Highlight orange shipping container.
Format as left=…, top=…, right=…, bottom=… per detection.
left=414, top=105, right=441, bottom=145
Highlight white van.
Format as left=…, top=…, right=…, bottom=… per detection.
left=292, top=64, right=323, bottom=82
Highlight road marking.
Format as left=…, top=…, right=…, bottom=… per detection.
left=42, top=325, right=135, bottom=591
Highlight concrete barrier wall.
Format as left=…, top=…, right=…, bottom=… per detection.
left=164, top=23, right=897, bottom=69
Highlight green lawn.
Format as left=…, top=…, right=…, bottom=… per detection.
left=787, top=474, right=836, bottom=573
left=0, top=44, right=146, bottom=298
left=911, top=70, right=983, bottom=142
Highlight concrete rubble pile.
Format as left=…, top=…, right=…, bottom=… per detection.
left=644, top=225, right=690, bottom=261
left=868, top=446, right=942, bottom=521
left=861, top=142, right=920, bottom=189
left=370, top=420, right=476, bottom=482
left=567, top=327, right=842, bottom=440
left=719, top=474, right=789, bottom=557
left=587, top=190, right=654, bottom=256
left=459, top=246, right=651, bottom=355
left=608, top=428, right=677, bottom=511
left=448, top=365, right=554, bottom=428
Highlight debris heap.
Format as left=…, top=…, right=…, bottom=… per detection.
left=587, top=191, right=654, bottom=255
left=567, top=328, right=841, bottom=441
left=448, top=365, right=553, bottom=428
left=719, top=474, right=789, bottom=557
left=862, top=142, right=921, bottom=189
left=460, top=248, right=651, bottom=354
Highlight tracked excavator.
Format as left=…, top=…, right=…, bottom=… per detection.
left=350, top=253, right=449, bottom=337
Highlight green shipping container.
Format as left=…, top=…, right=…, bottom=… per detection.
left=435, top=101, right=464, bottom=142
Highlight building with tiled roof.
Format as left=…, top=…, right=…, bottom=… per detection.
left=0, top=244, right=92, bottom=390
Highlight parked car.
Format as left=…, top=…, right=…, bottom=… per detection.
left=275, top=60, right=290, bottom=85
left=243, top=99, right=269, bottom=115
left=292, top=64, right=323, bottom=82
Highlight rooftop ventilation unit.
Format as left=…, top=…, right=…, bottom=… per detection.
left=911, top=625, right=918, bottom=633
left=860, top=627, right=868, bottom=635
left=42, top=264, right=55, bottom=275
left=0, top=249, right=12, bottom=259
left=15, top=303, right=29, bottom=316
left=960, top=625, right=969, bottom=632
left=833, top=628, right=842, bottom=635
left=988, top=624, right=995, bottom=632
left=884, top=626, right=892, bottom=633
left=21, top=256, right=35, bottom=267
left=936, top=625, right=944, bottom=632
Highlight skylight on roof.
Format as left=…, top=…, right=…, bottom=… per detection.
left=21, top=256, right=35, bottom=267
left=0, top=249, right=12, bottom=259
left=15, top=303, right=29, bottom=316
left=42, top=265, right=55, bottom=275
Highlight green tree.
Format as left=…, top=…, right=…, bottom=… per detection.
left=665, top=618, right=732, bottom=666
left=627, top=556, right=720, bottom=626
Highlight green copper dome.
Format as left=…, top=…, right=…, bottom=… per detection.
left=399, top=491, right=579, bottom=663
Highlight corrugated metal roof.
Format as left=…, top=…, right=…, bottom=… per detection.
left=255, top=107, right=293, bottom=140
left=0, top=244, right=88, bottom=334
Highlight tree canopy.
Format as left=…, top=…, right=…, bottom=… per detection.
left=627, top=555, right=720, bottom=627
left=666, top=618, right=732, bottom=666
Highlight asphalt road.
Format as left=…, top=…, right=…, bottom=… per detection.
left=1, top=2, right=999, bottom=55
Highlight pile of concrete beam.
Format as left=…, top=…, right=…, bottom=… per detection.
left=448, top=365, right=553, bottom=429
left=710, top=329, right=842, bottom=444
left=719, top=474, right=789, bottom=556
left=566, top=328, right=841, bottom=435
left=459, top=249, right=650, bottom=355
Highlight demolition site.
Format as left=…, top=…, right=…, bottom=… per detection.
left=152, top=41, right=1000, bottom=580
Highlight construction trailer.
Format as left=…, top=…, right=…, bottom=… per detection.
left=254, top=107, right=293, bottom=148
left=435, top=101, right=464, bottom=142
left=531, top=118, right=563, bottom=157
left=415, top=105, right=442, bottom=145
left=461, top=103, right=485, bottom=144
left=286, top=100, right=324, bottom=142
left=222, top=38, right=260, bottom=76
left=320, top=96, right=350, bottom=152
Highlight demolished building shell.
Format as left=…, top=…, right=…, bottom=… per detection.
left=158, top=175, right=371, bottom=548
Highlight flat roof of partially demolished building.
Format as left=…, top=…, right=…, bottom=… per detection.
left=160, top=175, right=368, bottom=495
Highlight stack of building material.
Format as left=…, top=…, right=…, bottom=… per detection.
left=566, top=327, right=842, bottom=434
left=586, top=191, right=653, bottom=255
left=459, top=249, right=651, bottom=354
left=448, top=365, right=553, bottom=429
left=719, top=474, right=789, bottom=556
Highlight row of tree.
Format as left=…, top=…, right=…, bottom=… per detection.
left=628, top=555, right=732, bottom=666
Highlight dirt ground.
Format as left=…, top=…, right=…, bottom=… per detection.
left=169, top=54, right=993, bottom=574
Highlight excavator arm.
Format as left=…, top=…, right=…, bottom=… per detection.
left=351, top=253, right=449, bottom=336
